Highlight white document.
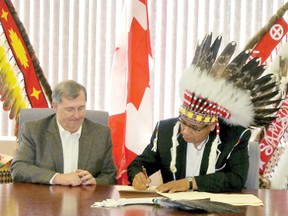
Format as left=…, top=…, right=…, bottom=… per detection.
left=102, top=185, right=263, bottom=206
left=115, top=185, right=157, bottom=193
left=209, top=193, right=263, bottom=206
left=158, top=191, right=263, bottom=206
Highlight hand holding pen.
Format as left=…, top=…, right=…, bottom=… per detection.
left=131, top=165, right=151, bottom=190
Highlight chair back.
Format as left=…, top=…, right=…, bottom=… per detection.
left=245, top=141, right=260, bottom=189
left=18, top=108, right=109, bottom=141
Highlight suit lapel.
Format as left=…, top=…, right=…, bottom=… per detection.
left=200, top=132, right=217, bottom=175
left=46, top=116, right=64, bottom=173
left=78, top=120, right=93, bottom=169
left=176, top=135, right=187, bottom=179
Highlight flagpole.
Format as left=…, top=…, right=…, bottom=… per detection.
left=244, top=2, right=288, bottom=50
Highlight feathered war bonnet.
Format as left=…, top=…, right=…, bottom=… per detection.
left=169, top=33, right=281, bottom=176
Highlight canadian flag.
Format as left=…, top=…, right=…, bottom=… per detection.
left=109, top=0, right=153, bottom=185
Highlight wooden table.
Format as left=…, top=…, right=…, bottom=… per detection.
left=0, top=183, right=287, bottom=215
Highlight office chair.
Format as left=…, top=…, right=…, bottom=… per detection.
left=18, top=108, right=109, bottom=141
left=244, top=141, right=260, bottom=189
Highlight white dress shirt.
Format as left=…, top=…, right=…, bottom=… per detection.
left=49, top=121, right=82, bottom=184
left=186, top=138, right=209, bottom=177
left=57, top=121, right=82, bottom=173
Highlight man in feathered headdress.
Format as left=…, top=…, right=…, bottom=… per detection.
left=127, top=33, right=281, bottom=192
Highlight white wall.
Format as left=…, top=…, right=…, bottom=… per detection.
left=0, top=136, right=17, bottom=156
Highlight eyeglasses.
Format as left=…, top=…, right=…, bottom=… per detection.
left=178, top=117, right=208, bottom=132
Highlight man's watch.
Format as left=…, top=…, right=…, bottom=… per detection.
left=187, top=176, right=194, bottom=190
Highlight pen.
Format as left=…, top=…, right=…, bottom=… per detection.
left=142, top=165, right=149, bottom=179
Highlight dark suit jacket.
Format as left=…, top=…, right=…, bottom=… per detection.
left=11, top=114, right=117, bottom=185
left=128, top=118, right=250, bottom=192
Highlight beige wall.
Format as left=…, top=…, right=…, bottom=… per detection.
left=0, top=136, right=17, bottom=156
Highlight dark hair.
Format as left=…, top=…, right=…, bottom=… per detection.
left=52, top=80, right=87, bottom=104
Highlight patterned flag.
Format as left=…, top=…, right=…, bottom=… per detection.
left=259, top=92, right=288, bottom=176
left=247, top=15, right=288, bottom=179
left=0, top=0, right=51, bottom=120
left=249, top=18, right=288, bottom=64
left=109, top=0, right=153, bottom=185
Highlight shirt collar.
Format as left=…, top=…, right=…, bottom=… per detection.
left=56, top=119, right=82, bottom=138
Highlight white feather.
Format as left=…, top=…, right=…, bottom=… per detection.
left=179, top=66, right=254, bottom=127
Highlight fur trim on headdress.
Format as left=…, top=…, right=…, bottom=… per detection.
left=180, top=66, right=254, bottom=127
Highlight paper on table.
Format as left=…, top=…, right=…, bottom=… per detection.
left=115, top=185, right=158, bottom=193
left=158, top=191, right=263, bottom=206
left=209, top=193, right=263, bottom=206
left=115, top=186, right=263, bottom=206
left=157, top=191, right=211, bottom=200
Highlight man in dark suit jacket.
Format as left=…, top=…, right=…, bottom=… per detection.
left=11, top=80, right=116, bottom=186
left=128, top=34, right=280, bottom=193
left=128, top=118, right=250, bottom=192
